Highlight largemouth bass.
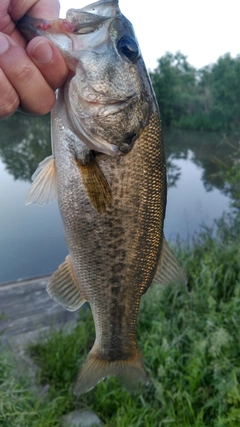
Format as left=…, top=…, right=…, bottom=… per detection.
left=18, top=0, right=187, bottom=395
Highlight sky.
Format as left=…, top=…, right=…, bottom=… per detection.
left=59, top=0, right=239, bottom=71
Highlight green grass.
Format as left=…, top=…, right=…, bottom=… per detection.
left=0, top=338, right=69, bottom=426
left=1, top=217, right=240, bottom=426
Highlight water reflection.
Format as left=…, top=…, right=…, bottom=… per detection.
left=0, top=113, right=51, bottom=181
left=0, top=113, right=238, bottom=283
left=163, top=127, right=238, bottom=195
left=0, top=113, right=238, bottom=195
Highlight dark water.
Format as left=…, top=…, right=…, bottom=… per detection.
left=0, top=113, right=237, bottom=284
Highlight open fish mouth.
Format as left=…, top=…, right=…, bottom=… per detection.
left=17, top=0, right=119, bottom=39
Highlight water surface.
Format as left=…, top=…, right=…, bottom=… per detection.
left=0, top=114, right=236, bottom=284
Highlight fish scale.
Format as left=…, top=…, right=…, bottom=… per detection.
left=56, top=113, right=165, bottom=384
left=18, top=0, right=187, bottom=395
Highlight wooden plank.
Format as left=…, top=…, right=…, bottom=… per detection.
left=0, top=276, right=78, bottom=341
left=0, top=277, right=81, bottom=392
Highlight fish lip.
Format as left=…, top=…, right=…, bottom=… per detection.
left=81, top=93, right=138, bottom=115
left=67, top=103, right=122, bottom=157
left=68, top=95, right=140, bottom=156
left=87, top=98, right=132, bottom=118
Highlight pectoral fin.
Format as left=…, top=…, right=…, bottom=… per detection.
left=25, top=155, right=57, bottom=205
left=153, top=238, right=188, bottom=286
left=47, top=255, right=87, bottom=311
left=76, top=155, right=111, bottom=214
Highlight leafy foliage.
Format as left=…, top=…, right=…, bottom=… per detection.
left=150, top=52, right=240, bottom=131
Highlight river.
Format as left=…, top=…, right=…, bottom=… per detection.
left=0, top=113, right=237, bottom=284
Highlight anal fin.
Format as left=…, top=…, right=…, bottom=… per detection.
left=76, top=154, right=111, bottom=214
left=25, top=155, right=57, bottom=205
left=153, top=238, right=188, bottom=286
left=47, top=255, right=86, bottom=311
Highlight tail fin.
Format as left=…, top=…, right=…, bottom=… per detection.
left=73, top=349, right=150, bottom=395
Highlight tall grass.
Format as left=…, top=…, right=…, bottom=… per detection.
left=1, top=217, right=239, bottom=426
left=1, top=158, right=239, bottom=426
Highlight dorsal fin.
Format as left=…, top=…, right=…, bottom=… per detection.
left=25, top=155, right=57, bottom=205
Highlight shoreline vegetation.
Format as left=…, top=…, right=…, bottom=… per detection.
left=151, top=51, right=239, bottom=132
left=0, top=143, right=239, bottom=426
left=1, top=211, right=239, bottom=426
left=0, top=52, right=239, bottom=426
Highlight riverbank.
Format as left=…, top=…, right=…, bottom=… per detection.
left=0, top=212, right=239, bottom=426
left=0, top=276, right=78, bottom=365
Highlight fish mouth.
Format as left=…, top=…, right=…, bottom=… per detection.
left=90, top=99, right=140, bottom=155
left=68, top=92, right=140, bottom=157
left=67, top=100, right=122, bottom=157
left=86, top=97, right=133, bottom=116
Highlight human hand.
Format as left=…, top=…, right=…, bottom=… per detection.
left=0, top=0, right=68, bottom=118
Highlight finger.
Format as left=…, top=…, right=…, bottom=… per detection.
left=5, top=1, right=60, bottom=46
left=0, top=34, right=56, bottom=115
left=29, top=0, right=60, bottom=20
left=27, top=37, right=68, bottom=90
left=10, top=0, right=60, bottom=21
left=0, top=69, right=19, bottom=119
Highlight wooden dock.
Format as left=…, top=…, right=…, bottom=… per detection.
left=0, top=276, right=78, bottom=358
left=0, top=278, right=104, bottom=426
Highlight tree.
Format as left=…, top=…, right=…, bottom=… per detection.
left=150, top=51, right=240, bottom=131
left=210, top=53, right=240, bottom=130
left=150, top=52, right=180, bottom=126
left=150, top=51, right=197, bottom=126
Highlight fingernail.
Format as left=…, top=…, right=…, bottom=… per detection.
left=0, top=34, right=9, bottom=55
left=31, top=40, right=53, bottom=64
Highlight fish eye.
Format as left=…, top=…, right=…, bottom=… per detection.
left=117, top=36, right=140, bottom=62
